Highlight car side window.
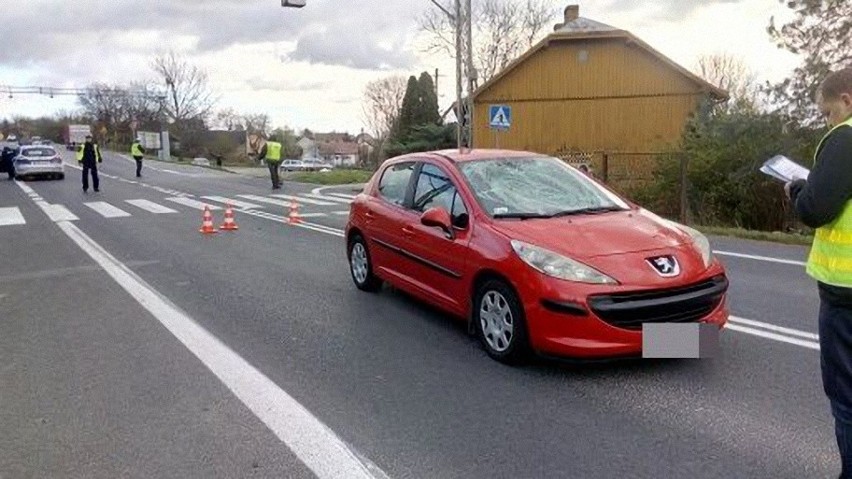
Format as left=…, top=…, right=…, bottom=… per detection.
left=378, top=162, right=415, bottom=206
left=413, top=163, right=468, bottom=226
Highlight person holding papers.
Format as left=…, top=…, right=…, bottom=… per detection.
left=785, top=67, right=852, bottom=478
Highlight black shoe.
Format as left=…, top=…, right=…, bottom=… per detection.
left=94, top=189, right=100, bottom=192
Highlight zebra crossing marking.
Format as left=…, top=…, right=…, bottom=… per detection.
left=165, top=197, right=221, bottom=211
left=0, top=207, right=26, bottom=226
left=85, top=201, right=132, bottom=218
left=125, top=199, right=178, bottom=214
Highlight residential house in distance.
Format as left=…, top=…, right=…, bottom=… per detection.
left=296, top=131, right=363, bottom=167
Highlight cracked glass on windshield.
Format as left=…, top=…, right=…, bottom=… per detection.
left=458, top=156, right=629, bottom=217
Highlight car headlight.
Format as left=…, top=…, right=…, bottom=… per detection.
left=511, top=240, right=618, bottom=284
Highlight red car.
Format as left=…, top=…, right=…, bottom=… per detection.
left=345, top=149, right=729, bottom=364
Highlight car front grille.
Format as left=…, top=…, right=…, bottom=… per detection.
left=587, top=275, right=728, bottom=330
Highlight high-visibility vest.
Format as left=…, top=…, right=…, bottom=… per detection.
left=131, top=142, right=143, bottom=157
left=266, top=141, right=283, bottom=162
left=77, top=143, right=102, bottom=163
left=805, top=115, right=852, bottom=287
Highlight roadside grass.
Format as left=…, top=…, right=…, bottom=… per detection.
left=696, top=225, right=813, bottom=246
left=288, top=169, right=374, bottom=185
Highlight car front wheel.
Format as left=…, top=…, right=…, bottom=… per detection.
left=348, top=234, right=382, bottom=292
left=474, top=279, right=530, bottom=364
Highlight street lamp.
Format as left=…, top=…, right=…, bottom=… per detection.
left=281, top=0, right=306, bottom=7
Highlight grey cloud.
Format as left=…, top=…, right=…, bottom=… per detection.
left=602, top=0, right=744, bottom=20
left=289, top=31, right=417, bottom=70
left=245, top=78, right=332, bottom=92
left=0, top=0, right=425, bottom=69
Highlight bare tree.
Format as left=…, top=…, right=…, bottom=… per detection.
left=696, top=53, right=761, bottom=113
left=242, top=113, right=272, bottom=138
left=420, top=0, right=553, bottom=84
left=213, top=108, right=245, bottom=131
left=151, top=51, right=217, bottom=128
left=361, top=75, right=407, bottom=164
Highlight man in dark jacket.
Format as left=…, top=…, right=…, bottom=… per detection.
left=787, top=67, right=852, bottom=478
left=1, top=146, right=15, bottom=180
left=79, top=135, right=103, bottom=193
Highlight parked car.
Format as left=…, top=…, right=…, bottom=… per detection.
left=345, top=149, right=729, bottom=364
left=281, top=159, right=307, bottom=172
left=13, top=145, right=64, bottom=180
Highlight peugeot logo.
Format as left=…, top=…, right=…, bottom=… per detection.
left=647, top=255, right=680, bottom=277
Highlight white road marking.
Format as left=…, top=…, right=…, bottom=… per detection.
left=202, top=196, right=263, bottom=210
left=713, top=250, right=806, bottom=267
left=85, top=201, right=132, bottom=218
left=0, top=207, right=26, bottom=226
left=304, top=193, right=352, bottom=204
left=726, top=323, right=820, bottom=350
left=271, top=194, right=336, bottom=206
left=53, top=220, right=385, bottom=479
left=333, top=211, right=351, bottom=216
left=43, top=204, right=79, bottom=222
left=238, top=195, right=295, bottom=209
left=239, top=209, right=345, bottom=237
left=125, top=199, right=178, bottom=214
left=327, top=193, right=358, bottom=200
left=165, top=197, right=221, bottom=211
left=728, top=316, right=818, bottom=340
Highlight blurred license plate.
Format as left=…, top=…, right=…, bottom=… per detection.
left=642, top=323, right=719, bottom=358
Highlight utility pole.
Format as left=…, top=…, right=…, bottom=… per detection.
left=434, top=68, right=440, bottom=99
left=463, top=0, right=475, bottom=150
left=455, top=0, right=463, bottom=151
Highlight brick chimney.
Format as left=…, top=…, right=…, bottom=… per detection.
left=554, top=4, right=580, bottom=31
left=564, top=5, right=580, bottom=22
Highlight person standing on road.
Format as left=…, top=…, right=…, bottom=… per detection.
left=258, top=138, right=283, bottom=190
left=1, top=146, right=15, bottom=180
left=79, top=135, right=103, bottom=193
left=130, top=138, right=146, bottom=177
left=785, top=67, right=852, bottom=478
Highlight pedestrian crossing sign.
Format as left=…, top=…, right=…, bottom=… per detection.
left=489, top=105, right=511, bottom=130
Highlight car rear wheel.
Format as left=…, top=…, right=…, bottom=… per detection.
left=474, top=279, right=530, bottom=364
left=348, top=234, right=382, bottom=292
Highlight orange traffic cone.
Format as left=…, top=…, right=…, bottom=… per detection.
left=220, top=202, right=239, bottom=231
left=199, top=205, right=218, bottom=234
left=288, top=201, right=303, bottom=225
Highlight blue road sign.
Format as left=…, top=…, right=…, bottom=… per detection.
left=489, top=105, right=511, bottom=130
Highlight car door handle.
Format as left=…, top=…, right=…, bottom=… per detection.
left=402, top=226, right=415, bottom=236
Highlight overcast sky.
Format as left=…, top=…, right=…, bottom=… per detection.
left=0, top=0, right=801, bottom=135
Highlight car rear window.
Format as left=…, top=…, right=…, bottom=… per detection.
left=22, top=147, right=56, bottom=157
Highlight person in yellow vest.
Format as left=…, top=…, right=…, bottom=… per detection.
left=130, top=138, right=146, bottom=177
left=258, top=138, right=283, bottom=190
left=786, top=67, right=852, bottom=477
left=78, top=135, right=103, bottom=193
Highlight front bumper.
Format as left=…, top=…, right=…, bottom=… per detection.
left=15, top=162, right=64, bottom=176
left=520, top=271, right=729, bottom=359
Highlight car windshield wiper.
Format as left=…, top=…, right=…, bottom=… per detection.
left=546, top=206, right=625, bottom=218
left=492, top=212, right=553, bottom=220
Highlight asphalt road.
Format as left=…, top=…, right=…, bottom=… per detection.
left=0, top=150, right=840, bottom=478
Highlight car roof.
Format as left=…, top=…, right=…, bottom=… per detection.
left=389, top=148, right=550, bottom=165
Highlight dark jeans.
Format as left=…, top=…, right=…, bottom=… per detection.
left=82, top=162, right=99, bottom=191
left=267, top=162, right=281, bottom=188
left=819, top=283, right=852, bottom=478
left=134, top=156, right=143, bottom=177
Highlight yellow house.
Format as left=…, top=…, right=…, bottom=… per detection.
left=472, top=4, right=728, bottom=185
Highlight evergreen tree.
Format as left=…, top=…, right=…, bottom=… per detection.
left=390, top=75, right=421, bottom=144
left=416, top=71, right=441, bottom=126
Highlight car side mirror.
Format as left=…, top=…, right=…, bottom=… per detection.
left=421, top=207, right=454, bottom=239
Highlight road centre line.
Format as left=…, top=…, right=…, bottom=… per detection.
left=15, top=178, right=387, bottom=479
left=728, top=316, right=818, bottom=340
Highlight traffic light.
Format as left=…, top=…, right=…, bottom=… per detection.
left=282, top=0, right=306, bottom=7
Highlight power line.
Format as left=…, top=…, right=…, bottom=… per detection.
left=0, top=85, right=167, bottom=100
